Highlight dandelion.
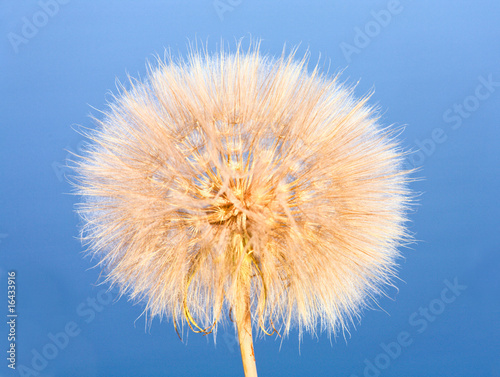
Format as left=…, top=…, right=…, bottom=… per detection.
left=71, top=41, right=412, bottom=377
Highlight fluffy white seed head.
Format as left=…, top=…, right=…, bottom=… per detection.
left=72, top=43, right=412, bottom=339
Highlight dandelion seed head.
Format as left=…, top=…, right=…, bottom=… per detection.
left=72, top=42, right=412, bottom=339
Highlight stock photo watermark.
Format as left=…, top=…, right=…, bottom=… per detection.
left=222, top=328, right=239, bottom=354
left=213, top=0, right=243, bottom=22
left=349, top=277, right=467, bottom=377
left=403, top=73, right=499, bottom=170
left=339, top=0, right=404, bottom=63
left=7, top=271, right=17, bottom=371
left=442, top=74, right=499, bottom=131
left=7, top=0, right=70, bottom=54
left=16, top=288, right=116, bottom=377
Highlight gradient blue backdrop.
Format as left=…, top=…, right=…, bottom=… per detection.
left=1, top=1, right=499, bottom=376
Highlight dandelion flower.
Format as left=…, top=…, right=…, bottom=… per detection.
left=72, top=42, right=411, bottom=376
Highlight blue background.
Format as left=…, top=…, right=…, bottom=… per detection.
left=1, top=1, right=499, bottom=376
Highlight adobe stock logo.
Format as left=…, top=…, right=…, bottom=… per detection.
left=213, top=0, right=242, bottom=22
left=442, top=74, right=500, bottom=131
left=16, top=288, right=116, bottom=377
left=349, top=278, right=467, bottom=377
left=403, top=73, right=499, bottom=170
left=340, top=0, right=404, bottom=63
left=7, top=0, right=70, bottom=54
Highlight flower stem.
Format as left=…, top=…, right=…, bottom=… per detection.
left=236, top=276, right=258, bottom=377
